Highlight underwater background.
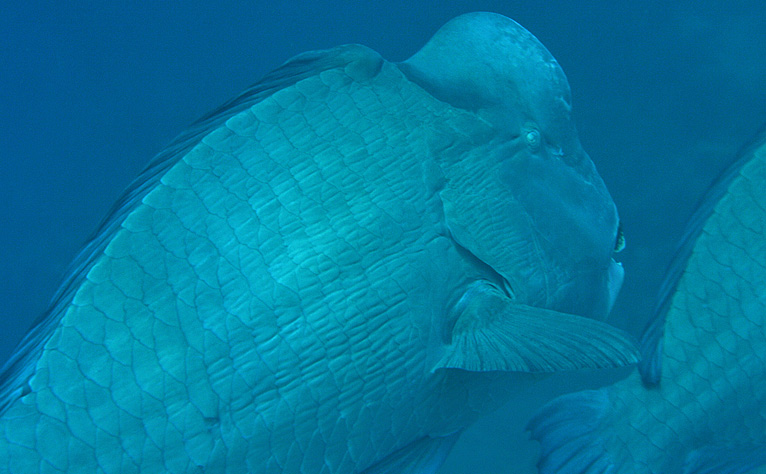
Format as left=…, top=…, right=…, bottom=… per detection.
left=1, top=1, right=764, bottom=473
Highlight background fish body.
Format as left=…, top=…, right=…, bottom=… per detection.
left=530, top=127, right=766, bottom=474
left=0, top=13, right=631, bottom=474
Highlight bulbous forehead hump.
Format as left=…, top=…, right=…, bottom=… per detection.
left=401, top=12, right=573, bottom=129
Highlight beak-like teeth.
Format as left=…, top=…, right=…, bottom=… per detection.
left=606, top=259, right=624, bottom=315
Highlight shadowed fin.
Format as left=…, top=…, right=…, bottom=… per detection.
left=434, top=281, right=639, bottom=373
left=527, top=389, right=615, bottom=474
left=637, top=310, right=665, bottom=386
left=682, top=444, right=766, bottom=474
left=0, top=44, right=383, bottom=415
left=639, top=122, right=766, bottom=386
left=360, top=433, right=460, bottom=474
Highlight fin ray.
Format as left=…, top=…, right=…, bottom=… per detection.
left=435, top=282, right=639, bottom=373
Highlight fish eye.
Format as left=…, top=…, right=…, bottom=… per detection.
left=525, top=129, right=541, bottom=151
left=614, top=220, right=625, bottom=253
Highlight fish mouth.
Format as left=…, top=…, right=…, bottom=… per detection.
left=606, top=258, right=624, bottom=316
left=603, top=219, right=625, bottom=316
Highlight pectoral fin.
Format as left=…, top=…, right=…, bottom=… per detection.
left=435, top=281, right=639, bottom=373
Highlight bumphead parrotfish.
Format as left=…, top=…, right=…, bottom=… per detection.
left=0, top=12, right=634, bottom=474
left=529, top=125, right=766, bottom=474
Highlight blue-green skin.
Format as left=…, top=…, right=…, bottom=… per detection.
left=0, top=13, right=627, bottom=473
left=530, top=131, right=766, bottom=473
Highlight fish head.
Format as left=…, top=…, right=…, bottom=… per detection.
left=494, top=135, right=625, bottom=322
left=401, top=12, right=623, bottom=320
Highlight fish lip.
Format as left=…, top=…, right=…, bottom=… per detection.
left=606, top=258, right=624, bottom=316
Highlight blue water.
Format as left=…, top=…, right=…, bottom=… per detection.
left=1, top=2, right=764, bottom=473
